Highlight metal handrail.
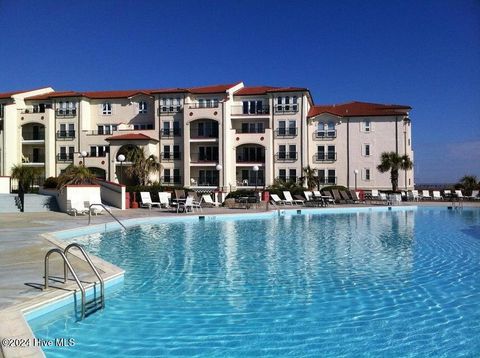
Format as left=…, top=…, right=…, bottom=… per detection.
left=88, top=203, right=126, bottom=230
left=44, top=248, right=86, bottom=319
left=64, top=243, right=105, bottom=309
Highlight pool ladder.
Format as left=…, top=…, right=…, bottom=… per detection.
left=44, top=243, right=105, bottom=320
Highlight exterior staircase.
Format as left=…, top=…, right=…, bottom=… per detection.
left=0, top=193, right=59, bottom=212
left=23, top=194, right=59, bottom=212
left=0, top=194, right=20, bottom=212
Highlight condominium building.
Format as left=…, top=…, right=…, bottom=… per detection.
left=0, top=82, right=414, bottom=191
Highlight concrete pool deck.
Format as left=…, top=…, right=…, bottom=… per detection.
left=1, top=201, right=479, bottom=358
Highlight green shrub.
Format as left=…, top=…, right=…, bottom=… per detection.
left=43, top=177, right=59, bottom=189
left=225, top=189, right=257, bottom=199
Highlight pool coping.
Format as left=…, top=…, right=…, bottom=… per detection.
left=2, top=204, right=470, bottom=358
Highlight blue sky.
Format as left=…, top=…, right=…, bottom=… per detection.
left=1, top=0, right=479, bottom=183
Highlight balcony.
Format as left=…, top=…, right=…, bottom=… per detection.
left=186, top=102, right=219, bottom=109
left=274, top=104, right=299, bottom=114
left=21, top=107, right=46, bottom=114
left=275, top=152, right=298, bottom=162
left=57, top=130, right=76, bottom=140
left=318, top=176, right=337, bottom=185
left=56, top=109, right=77, bottom=117
left=22, top=154, right=45, bottom=166
left=158, top=106, right=182, bottom=115
left=86, top=130, right=115, bottom=136
left=160, top=128, right=181, bottom=137
left=160, top=176, right=182, bottom=185
left=57, top=153, right=74, bottom=163
left=236, top=154, right=265, bottom=163
left=161, top=152, right=181, bottom=161
left=190, top=152, right=219, bottom=164
left=231, top=105, right=270, bottom=116
left=314, top=130, right=337, bottom=140
left=313, top=152, right=337, bottom=162
left=274, top=128, right=298, bottom=138
left=190, top=176, right=219, bottom=187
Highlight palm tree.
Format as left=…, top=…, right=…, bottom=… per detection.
left=459, top=175, right=478, bottom=195
left=302, top=165, right=318, bottom=190
left=124, top=147, right=160, bottom=186
left=11, top=165, right=42, bottom=193
left=376, top=152, right=413, bottom=192
left=56, top=164, right=97, bottom=189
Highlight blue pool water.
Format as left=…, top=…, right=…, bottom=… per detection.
left=29, top=208, right=480, bottom=357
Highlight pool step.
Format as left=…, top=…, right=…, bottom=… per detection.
left=84, top=297, right=104, bottom=317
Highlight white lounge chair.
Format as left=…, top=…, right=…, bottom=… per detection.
left=202, top=194, right=221, bottom=207
left=176, top=196, right=193, bottom=213
left=304, top=191, right=313, bottom=201
left=67, top=199, right=89, bottom=216
left=408, top=190, right=420, bottom=201
left=443, top=189, right=452, bottom=199
left=283, top=191, right=303, bottom=205
left=465, top=190, right=480, bottom=200
left=140, top=192, right=161, bottom=209
left=455, top=190, right=464, bottom=200
left=270, top=194, right=290, bottom=205
left=421, top=190, right=432, bottom=200
left=379, top=192, right=390, bottom=205
left=432, top=191, right=442, bottom=200
left=158, top=192, right=172, bottom=208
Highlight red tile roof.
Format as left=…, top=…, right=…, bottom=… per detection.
left=82, top=90, right=153, bottom=99
left=187, top=83, right=240, bottom=94
left=105, top=133, right=158, bottom=141
left=307, top=101, right=411, bottom=118
left=25, top=91, right=83, bottom=100
left=234, top=86, right=308, bottom=96
left=0, top=87, right=53, bottom=99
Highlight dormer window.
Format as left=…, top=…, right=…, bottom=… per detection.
left=139, top=101, right=147, bottom=114
left=102, top=102, right=112, bottom=115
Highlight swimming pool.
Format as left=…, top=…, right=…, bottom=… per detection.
left=29, top=207, right=480, bottom=357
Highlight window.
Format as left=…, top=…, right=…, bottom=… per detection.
left=138, top=101, right=147, bottom=114
left=198, top=98, right=218, bottom=108
left=289, top=169, right=297, bottom=182
left=59, top=123, right=75, bottom=137
left=288, top=145, right=296, bottom=160
left=408, top=139, right=410, bottom=146
left=173, top=145, right=180, bottom=159
left=278, top=169, right=287, bottom=181
left=102, top=102, right=112, bottom=115
left=364, top=120, right=371, bottom=132
left=197, top=121, right=218, bottom=137
left=278, top=121, right=286, bottom=135
left=327, top=122, right=335, bottom=137
left=288, top=120, right=296, bottom=135
left=198, top=146, right=219, bottom=161
left=57, top=101, right=77, bottom=115
left=328, top=170, right=336, bottom=184
left=275, top=96, right=299, bottom=113
left=364, top=144, right=370, bottom=156
left=317, top=145, right=325, bottom=161
left=164, top=169, right=171, bottom=183
left=242, top=100, right=265, bottom=114
left=58, top=146, right=74, bottom=161
left=163, top=145, right=171, bottom=160
left=278, top=145, right=286, bottom=159
left=133, top=123, right=154, bottom=130
left=0, top=103, right=4, bottom=118
left=90, top=145, right=109, bottom=157
left=327, top=145, right=335, bottom=160
left=364, top=168, right=371, bottom=181
left=198, top=170, right=219, bottom=185
left=97, top=124, right=117, bottom=134
left=173, top=169, right=181, bottom=184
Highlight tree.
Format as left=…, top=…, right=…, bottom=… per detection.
left=11, top=165, right=43, bottom=212
left=11, top=165, right=42, bottom=193
left=56, top=164, right=97, bottom=189
left=302, top=165, right=318, bottom=190
left=459, top=175, right=478, bottom=195
left=124, top=147, right=160, bottom=186
left=376, top=152, right=413, bottom=192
